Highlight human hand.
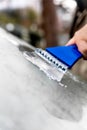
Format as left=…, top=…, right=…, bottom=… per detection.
left=67, top=24, right=87, bottom=59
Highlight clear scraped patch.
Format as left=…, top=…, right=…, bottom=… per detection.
left=23, top=51, right=65, bottom=82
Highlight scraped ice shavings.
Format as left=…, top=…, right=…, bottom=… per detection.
left=23, top=51, right=67, bottom=86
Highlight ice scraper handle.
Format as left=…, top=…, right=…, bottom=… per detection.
left=46, top=44, right=83, bottom=68
left=64, top=44, right=83, bottom=67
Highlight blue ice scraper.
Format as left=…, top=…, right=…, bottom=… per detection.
left=46, top=44, right=82, bottom=68
left=23, top=44, right=83, bottom=82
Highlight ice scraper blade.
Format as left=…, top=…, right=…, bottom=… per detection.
left=23, top=44, right=82, bottom=82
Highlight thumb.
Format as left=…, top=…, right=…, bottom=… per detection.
left=66, top=38, right=75, bottom=46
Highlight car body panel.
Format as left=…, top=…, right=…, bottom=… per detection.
left=0, top=28, right=87, bottom=130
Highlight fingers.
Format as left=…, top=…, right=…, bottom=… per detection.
left=77, top=40, right=87, bottom=59
left=66, top=38, right=87, bottom=59
left=66, top=38, right=75, bottom=46
left=66, top=24, right=87, bottom=59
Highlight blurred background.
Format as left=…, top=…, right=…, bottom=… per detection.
left=0, top=0, right=87, bottom=80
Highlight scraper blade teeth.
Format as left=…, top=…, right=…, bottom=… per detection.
left=35, top=48, right=68, bottom=73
